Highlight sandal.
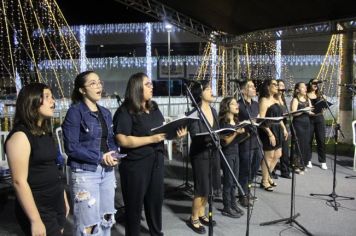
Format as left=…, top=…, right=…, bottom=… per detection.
left=187, top=217, right=206, bottom=234
left=260, top=182, right=274, bottom=192
left=269, top=179, right=277, bottom=187
left=198, top=215, right=216, bottom=226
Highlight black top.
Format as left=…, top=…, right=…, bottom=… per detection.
left=113, top=103, right=165, bottom=161
left=5, top=124, right=63, bottom=197
left=309, top=96, right=324, bottom=114
left=238, top=98, right=259, bottom=151
left=187, top=107, right=219, bottom=158
left=96, top=109, right=109, bottom=153
left=220, top=122, right=239, bottom=155
left=294, top=98, right=310, bottom=122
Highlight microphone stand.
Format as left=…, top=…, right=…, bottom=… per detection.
left=344, top=86, right=356, bottom=179
left=260, top=93, right=312, bottom=236
left=184, top=81, right=245, bottom=236
left=310, top=91, right=355, bottom=210
left=232, top=81, right=271, bottom=236
left=168, top=88, right=194, bottom=195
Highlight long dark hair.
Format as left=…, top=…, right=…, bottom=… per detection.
left=276, top=80, right=286, bottom=103
left=293, top=82, right=307, bottom=99
left=14, top=83, right=52, bottom=135
left=258, top=79, right=275, bottom=100
left=191, top=80, right=210, bottom=108
left=307, top=78, right=321, bottom=97
left=218, top=97, right=238, bottom=124
left=71, top=70, right=95, bottom=104
left=122, top=72, right=156, bottom=114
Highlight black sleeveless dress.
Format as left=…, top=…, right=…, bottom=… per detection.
left=259, top=103, right=284, bottom=151
left=5, top=124, right=65, bottom=236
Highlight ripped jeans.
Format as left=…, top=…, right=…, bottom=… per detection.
left=70, top=165, right=117, bottom=236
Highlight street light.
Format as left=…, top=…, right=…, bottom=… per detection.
left=165, top=23, right=172, bottom=116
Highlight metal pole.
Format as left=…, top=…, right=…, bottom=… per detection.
left=168, top=30, right=171, bottom=116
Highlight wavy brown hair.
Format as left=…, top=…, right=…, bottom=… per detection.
left=121, top=72, right=157, bottom=114
left=218, top=97, right=238, bottom=124
left=14, top=83, right=52, bottom=135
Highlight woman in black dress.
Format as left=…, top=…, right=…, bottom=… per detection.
left=291, top=82, right=313, bottom=172
left=307, top=79, right=328, bottom=170
left=187, top=80, right=219, bottom=234
left=5, top=83, right=69, bottom=236
left=114, top=72, right=186, bottom=236
left=259, top=79, right=288, bottom=191
left=276, top=80, right=291, bottom=178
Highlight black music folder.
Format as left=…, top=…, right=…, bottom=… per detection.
left=151, top=116, right=199, bottom=140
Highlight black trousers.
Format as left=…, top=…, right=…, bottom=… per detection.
left=293, top=119, right=311, bottom=167
left=280, top=138, right=290, bottom=176
left=238, top=148, right=262, bottom=195
left=221, top=153, right=239, bottom=208
left=309, top=115, right=326, bottom=163
left=119, top=153, right=164, bottom=236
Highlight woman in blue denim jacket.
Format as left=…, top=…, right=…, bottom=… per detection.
left=62, top=71, right=118, bottom=236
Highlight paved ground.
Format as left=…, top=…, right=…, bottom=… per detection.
left=1, top=151, right=356, bottom=236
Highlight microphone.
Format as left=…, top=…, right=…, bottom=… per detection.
left=312, top=81, right=323, bottom=84
left=278, top=89, right=293, bottom=92
left=228, top=79, right=246, bottom=83
left=180, top=78, right=202, bottom=84
left=338, top=84, right=356, bottom=88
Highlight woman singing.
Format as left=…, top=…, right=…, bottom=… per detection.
left=62, top=71, right=118, bottom=235
left=114, top=72, right=186, bottom=236
left=186, top=80, right=219, bottom=234
left=218, top=97, right=245, bottom=218
left=258, top=79, right=288, bottom=191
left=307, top=79, right=328, bottom=170
left=291, top=82, right=313, bottom=173
left=5, top=83, right=69, bottom=236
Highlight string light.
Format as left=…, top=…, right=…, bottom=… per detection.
left=145, top=23, right=152, bottom=79
left=211, top=43, right=217, bottom=96
left=79, top=25, right=87, bottom=72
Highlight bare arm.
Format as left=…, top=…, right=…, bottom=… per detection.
left=6, top=132, right=46, bottom=236
left=259, top=98, right=273, bottom=137
left=116, top=133, right=166, bottom=149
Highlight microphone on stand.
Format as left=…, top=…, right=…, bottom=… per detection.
left=338, top=84, right=356, bottom=88
left=180, top=78, right=203, bottom=84
left=278, top=89, right=293, bottom=92
left=312, top=80, right=323, bottom=84
left=228, top=79, right=246, bottom=83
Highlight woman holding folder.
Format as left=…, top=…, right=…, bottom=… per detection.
left=258, top=79, right=288, bottom=191
left=186, top=80, right=219, bottom=234
left=291, top=82, right=313, bottom=173
left=307, top=79, right=328, bottom=170
left=114, top=72, right=186, bottom=236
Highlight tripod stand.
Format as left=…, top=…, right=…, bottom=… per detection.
left=310, top=123, right=355, bottom=210
left=344, top=86, right=356, bottom=179
left=260, top=93, right=312, bottom=236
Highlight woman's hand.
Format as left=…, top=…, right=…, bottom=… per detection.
left=269, top=134, right=276, bottom=147
left=236, top=128, right=245, bottom=134
left=31, top=219, right=46, bottom=236
left=151, top=133, right=166, bottom=143
left=101, top=151, right=118, bottom=167
left=176, top=127, right=188, bottom=138
left=283, top=128, right=288, bottom=141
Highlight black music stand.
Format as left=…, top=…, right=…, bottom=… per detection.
left=310, top=93, right=354, bottom=210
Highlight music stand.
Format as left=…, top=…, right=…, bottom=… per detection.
left=260, top=96, right=313, bottom=236
left=310, top=92, right=354, bottom=210
left=184, top=80, right=245, bottom=236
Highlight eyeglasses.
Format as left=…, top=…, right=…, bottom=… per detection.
left=85, top=80, right=104, bottom=88
left=144, top=82, right=153, bottom=88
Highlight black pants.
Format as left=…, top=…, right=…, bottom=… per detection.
left=221, top=153, right=239, bottom=208
left=293, top=119, right=311, bottom=167
left=119, top=153, right=164, bottom=236
left=238, top=148, right=262, bottom=195
left=309, top=115, right=326, bottom=163
left=280, top=138, right=290, bottom=176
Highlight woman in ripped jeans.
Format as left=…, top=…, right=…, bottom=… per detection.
left=62, top=71, right=119, bottom=236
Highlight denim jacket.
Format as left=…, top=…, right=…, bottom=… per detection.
left=62, top=101, right=118, bottom=171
